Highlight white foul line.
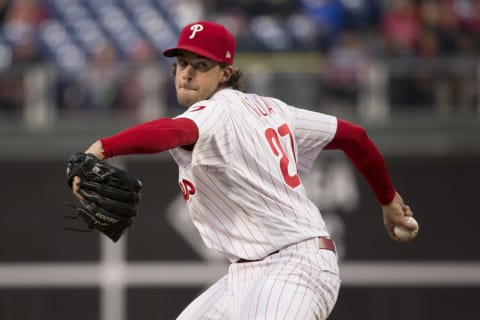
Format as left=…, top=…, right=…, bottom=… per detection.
left=0, top=261, right=479, bottom=287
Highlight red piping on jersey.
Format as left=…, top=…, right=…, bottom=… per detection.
left=100, top=117, right=198, bottom=158
left=325, top=119, right=395, bottom=205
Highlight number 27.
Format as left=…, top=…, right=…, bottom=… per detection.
left=265, top=124, right=301, bottom=188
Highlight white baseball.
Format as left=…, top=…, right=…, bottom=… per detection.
left=394, top=216, right=419, bottom=241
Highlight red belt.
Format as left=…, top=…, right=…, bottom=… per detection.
left=236, top=237, right=336, bottom=263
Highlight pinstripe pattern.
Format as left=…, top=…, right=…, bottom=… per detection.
left=170, top=88, right=340, bottom=318
left=170, top=89, right=337, bottom=262
left=177, top=238, right=340, bottom=319
left=177, top=275, right=230, bottom=320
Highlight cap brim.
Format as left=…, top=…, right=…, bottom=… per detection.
left=163, top=45, right=223, bottom=63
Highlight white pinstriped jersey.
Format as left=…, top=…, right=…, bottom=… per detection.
left=170, top=88, right=337, bottom=262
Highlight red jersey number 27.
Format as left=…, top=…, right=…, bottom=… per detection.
left=265, top=124, right=301, bottom=188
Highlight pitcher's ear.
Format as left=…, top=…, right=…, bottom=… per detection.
left=220, top=65, right=234, bottom=83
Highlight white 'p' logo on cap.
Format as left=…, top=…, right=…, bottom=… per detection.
left=189, top=24, right=204, bottom=39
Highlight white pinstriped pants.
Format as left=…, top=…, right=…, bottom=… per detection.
left=177, top=238, right=340, bottom=320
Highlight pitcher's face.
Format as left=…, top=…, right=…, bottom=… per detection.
left=175, top=51, right=231, bottom=107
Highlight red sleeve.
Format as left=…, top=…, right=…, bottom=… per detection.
left=325, top=119, right=395, bottom=205
left=100, top=117, right=198, bottom=158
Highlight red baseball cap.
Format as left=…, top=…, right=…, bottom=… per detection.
left=163, top=20, right=236, bottom=65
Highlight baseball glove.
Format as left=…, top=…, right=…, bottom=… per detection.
left=65, top=152, right=142, bottom=242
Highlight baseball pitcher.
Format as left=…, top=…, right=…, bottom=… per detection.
left=68, top=20, right=417, bottom=319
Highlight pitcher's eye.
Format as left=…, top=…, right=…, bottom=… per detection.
left=194, top=61, right=210, bottom=72
left=177, top=59, right=188, bottom=68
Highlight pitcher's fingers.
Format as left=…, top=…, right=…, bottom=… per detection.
left=402, top=205, right=413, bottom=216
left=72, top=176, right=85, bottom=200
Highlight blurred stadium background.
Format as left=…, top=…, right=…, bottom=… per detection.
left=0, top=0, right=479, bottom=319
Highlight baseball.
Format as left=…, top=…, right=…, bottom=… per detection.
left=394, top=216, right=419, bottom=241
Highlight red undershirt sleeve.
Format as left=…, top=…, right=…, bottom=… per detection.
left=100, top=117, right=199, bottom=158
left=325, top=119, right=395, bottom=205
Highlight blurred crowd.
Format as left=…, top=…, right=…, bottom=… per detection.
left=0, top=0, right=479, bottom=120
